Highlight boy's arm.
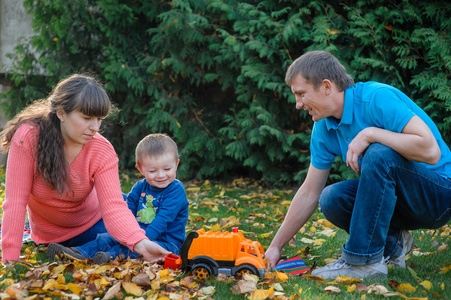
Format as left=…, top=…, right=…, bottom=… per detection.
left=125, top=180, right=146, bottom=215
left=145, top=182, right=188, bottom=241
left=266, top=164, right=330, bottom=267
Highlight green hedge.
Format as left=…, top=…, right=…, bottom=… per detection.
left=2, top=0, right=450, bottom=185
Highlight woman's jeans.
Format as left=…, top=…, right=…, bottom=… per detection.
left=319, top=143, right=451, bottom=265
left=59, top=219, right=107, bottom=247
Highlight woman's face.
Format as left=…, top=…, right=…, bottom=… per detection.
left=58, top=110, right=103, bottom=147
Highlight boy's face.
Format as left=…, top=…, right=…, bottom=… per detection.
left=137, top=153, right=179, bottom=189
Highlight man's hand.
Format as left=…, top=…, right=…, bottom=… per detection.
left=133, top=239, right=171, bottom=263
left=265, top=246, right=283, bottom=268
left=346, top=127, right=373, bottom=173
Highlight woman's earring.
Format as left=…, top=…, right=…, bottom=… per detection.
left=60, top=119, right=64, bottom=122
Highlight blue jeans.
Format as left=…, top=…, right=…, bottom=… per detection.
left=319, top=143, right=451, bottom=265
left=75, top=232, right=181, bottom=259
left=59, top=219, right=107, bottom=247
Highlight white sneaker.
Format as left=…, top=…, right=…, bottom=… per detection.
left=311, top=257, right=387, bottom=280
left=385, top=230, right=414, bottom=268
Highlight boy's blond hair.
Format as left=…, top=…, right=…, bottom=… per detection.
left=135, top=133, right=179, bottom=167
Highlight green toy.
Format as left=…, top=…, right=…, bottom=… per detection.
left=136, top=195, right=156, bottom=224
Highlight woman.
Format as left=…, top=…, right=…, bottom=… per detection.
left=1, top=74, right=170, bottom=262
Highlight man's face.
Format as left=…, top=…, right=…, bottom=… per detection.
left=290, top=75, right=329, bottom=122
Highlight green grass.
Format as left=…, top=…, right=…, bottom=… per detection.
left=1, top=169, right=450, bottom=299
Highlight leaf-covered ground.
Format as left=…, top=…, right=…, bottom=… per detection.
left=1, top=170, right=450, bottom=299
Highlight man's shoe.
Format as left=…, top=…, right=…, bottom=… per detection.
left=47, top=243, right=85, bottom=261
left=385, top=230, right=414, bottom=268
left=311, top=258, right=387, bottom=280
left=94, top=251, right=111, bottom=265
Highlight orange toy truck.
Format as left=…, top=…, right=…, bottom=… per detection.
left=169, top=228, right=270, bottom=280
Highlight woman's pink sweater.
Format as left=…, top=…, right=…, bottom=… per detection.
left=1, top=123, right=147, bottom=261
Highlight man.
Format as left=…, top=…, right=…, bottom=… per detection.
left=265, top=50, right=451, bottom=279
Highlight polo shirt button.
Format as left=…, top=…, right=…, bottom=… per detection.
left=346, top=138, right=350, bottom=141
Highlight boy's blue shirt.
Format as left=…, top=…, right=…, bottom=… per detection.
left=310, top=81, right=451, bottom=178
left=126, top=178, right=189, bottom=249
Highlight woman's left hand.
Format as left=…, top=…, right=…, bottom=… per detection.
left=133, top=239, right=171, bottom=263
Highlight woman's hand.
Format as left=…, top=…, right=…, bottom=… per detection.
left=133, top=239, right=171, bottom=263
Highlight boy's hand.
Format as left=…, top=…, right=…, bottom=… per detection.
left=134, top=239, right=171, bottom=263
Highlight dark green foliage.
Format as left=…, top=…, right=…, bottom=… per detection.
left=1, top=0, right=450, bottom=185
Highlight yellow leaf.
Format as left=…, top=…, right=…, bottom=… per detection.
left=440, top=282, right=445, bottom=290
left=361, top=295, right=366, bottom=299
left=440, top=264, right=451, bottom=273
left=159, top=268, right=169, bottom=277
left=151, top=280, right=160, bottom=291
left=419, top=280, right=433, bottom=290
left=347, top=284, right=356, bottom=292
left=398, top=283, right=417, bottom=293
left=335, top=276, right=361, bottom=285
left=43, top=279, right=57, bottom=291
left=248, top=287, right=274, bottom=300
left=317, top=219, right=334, bottom=227
left=2, top=278, right=15, bottom=287
left=56, top=274, right=65, bottom=284
left=314, top=239, right=326, bottom=246
left=275, top=271, right=288, bottom=282
left=67, top=283, right=83, bottom=296
left=210, top=223, right=221, bottom=231
left=94, top=276, right=111, bottom=288
left=122, top=281, right=143, bottom=296
left=310, top=226, right=316, bottom=232
left=258, top=232, right=272, bottom=239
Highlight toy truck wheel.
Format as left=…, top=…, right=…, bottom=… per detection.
left=193, top=263, right=212, bottom=281
left=236, top=264, right=258, bottom=278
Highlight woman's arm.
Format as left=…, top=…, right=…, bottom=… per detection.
left=1, top=125, right=36, bottom=261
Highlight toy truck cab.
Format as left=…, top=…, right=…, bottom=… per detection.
left=179, top=228, right=270, bottom=280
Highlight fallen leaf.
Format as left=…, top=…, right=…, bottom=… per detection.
left=436, top=244, right=448, bottom=253
left=398, top=283, right=417, bottom=293
left=334, top=276, right=361, bottom=284
left=248, top=287, right=275, bottom=299
left=200, top=286, right=216, bottom=296
left=122, top=281, right=143, bottom=296
left=419, top=280, right=432, bottom=290
left=103, top=282, right=122, bottom=300
left=367, top=284, right=389, bottom=295
left=232, top=280, right=257, bottom=294
left=323, top=286, right=341, bottom=294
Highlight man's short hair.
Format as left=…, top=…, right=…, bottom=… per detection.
left=135, top=133, right=179, bottom=167
left=285, top=50, right=354, bottom=91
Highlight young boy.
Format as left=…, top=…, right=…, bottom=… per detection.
left=47, top=133, right=189, bottom=264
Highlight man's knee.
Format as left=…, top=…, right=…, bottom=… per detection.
left=319, top=184, right=338, bottom=218
left=361, top=143, right=401, bottom=168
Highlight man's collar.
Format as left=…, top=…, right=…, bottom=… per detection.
left=325, top=87, right=353, bottom=130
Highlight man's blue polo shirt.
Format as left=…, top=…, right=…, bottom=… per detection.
left=310, top=81, right=451, bottom=179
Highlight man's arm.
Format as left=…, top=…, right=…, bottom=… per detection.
left=346, top=115, right=441, bottom=173
left=266, top=164, right=330, bottom=267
